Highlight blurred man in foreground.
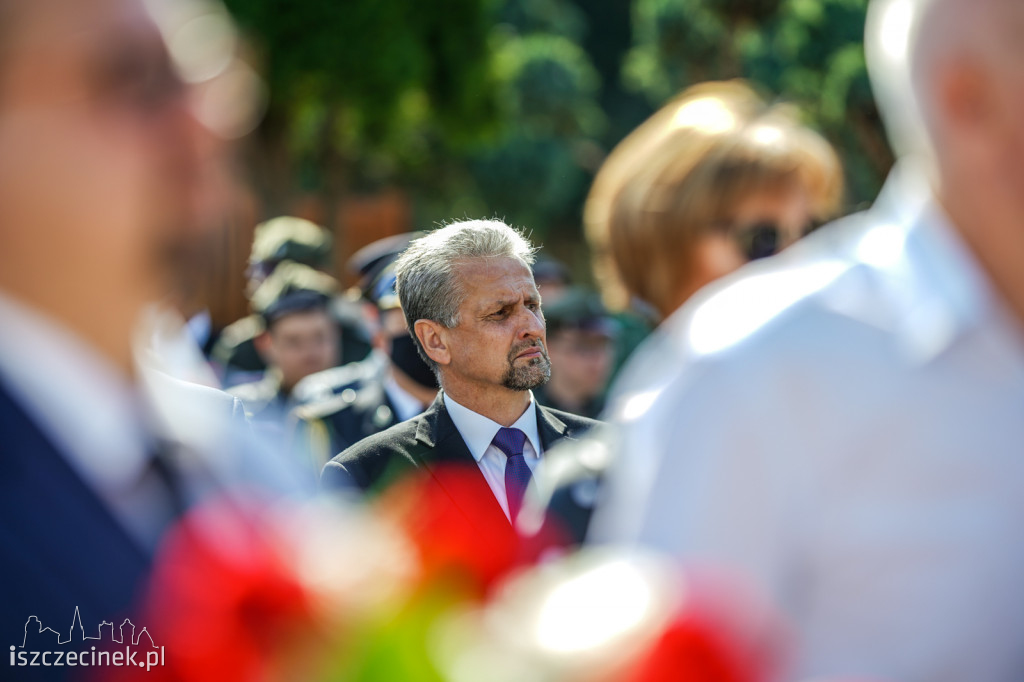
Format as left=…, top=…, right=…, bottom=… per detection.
left=0, top=0, right=304, bottom=673
left=591, top=0, right=1024, bottom=679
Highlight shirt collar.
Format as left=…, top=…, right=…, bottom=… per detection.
left=442, top=391, right=542, bottom=463
left=880, top=184, right=1006, bottom=361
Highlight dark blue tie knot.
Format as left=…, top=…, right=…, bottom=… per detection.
left=493, top=427, right=531, bottom=524
left=492, top=427, right=527, bottom=458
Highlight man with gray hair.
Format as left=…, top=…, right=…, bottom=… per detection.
left=322, top=220, right=598, bottom=532
left=585, top=0, right=1024, bottom=680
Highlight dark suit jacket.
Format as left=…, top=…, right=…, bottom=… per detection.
left=0, top=380, right=151, bottom=681
left=0, top=372, right=281, bottom=681
left=321, top=394, right=599, bottom=532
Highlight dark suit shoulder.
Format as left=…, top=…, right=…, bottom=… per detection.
left=333, top=415, right=420, bottom=463
left=322, top=416, right=423, bottom=493
left=538, top=405, right=601, bottom=433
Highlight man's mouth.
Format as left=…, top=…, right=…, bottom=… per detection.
left=515, top=345, right=544, bottom=360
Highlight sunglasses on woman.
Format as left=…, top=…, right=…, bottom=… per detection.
left=728, top=220, right=822, bottom=261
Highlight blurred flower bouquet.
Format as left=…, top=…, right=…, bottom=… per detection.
left=106, top=466, right=791, bottom=682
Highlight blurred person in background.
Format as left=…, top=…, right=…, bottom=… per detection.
left=322, top=220, right=598, bottom=534
left=587, top=80, right=842, bottom=324
left=0, top=0, right=308, bottom=672
left=533, top=287, right=616, bottom=419
left=229, top=285, right=339, bottom=421
left=523, top=80, right=843, bottom=546
left=212, top=215, right=372, bottom=385
left=292, top=263, right=438, bottom=471
left=583, top=0, right=1024, bottom=679
left=212, top=215, right=333, bottom=373
left=346, top=231, right=425, bottom=304
left=228, top=278, right=340, bottom=480
left=531, top=257, right=573, bottom=307
left=531, top=256, right=656, bottom=390
left=290, top=231, right=424, bottom=404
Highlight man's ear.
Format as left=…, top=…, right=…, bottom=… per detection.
left=414, top=319, right=451, bottom=368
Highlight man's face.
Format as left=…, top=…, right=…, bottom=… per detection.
left=546, top=328, right=614, bottom=400
left=0, top=0, right=223, bottom=301
left=263, top=310, right=338, bottom=393
left=441, top=257, right=551, bottom=393
left=987, top=10, right=1024, bottom=210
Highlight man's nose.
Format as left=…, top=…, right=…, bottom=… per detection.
left=518, top=307, right=545, bottom=339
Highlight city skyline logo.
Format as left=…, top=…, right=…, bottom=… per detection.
left=10, top=607, right=165, bottom=672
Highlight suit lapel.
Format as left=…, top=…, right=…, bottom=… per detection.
left=536, top=404, right=574, bottom=450
left=412, top=395, right=512, bottom=532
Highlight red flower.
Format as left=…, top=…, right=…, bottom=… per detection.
left=122, top=498, right=319, bottom=682
left=376, top=465, right=538, bottom=597
left=626, top=567, right=791, bottom=682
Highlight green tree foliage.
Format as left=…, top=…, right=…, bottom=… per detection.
left=221, top=0, right=609, bottom=244
left=222, top=0, right=502, bottom=214
left=412, top=0, right=609, bottom=242
left=222, top=0, right=890, bottom=248
left=467, top=30, right=606, bottom=238
left=622, top=0, right=892, bottom=206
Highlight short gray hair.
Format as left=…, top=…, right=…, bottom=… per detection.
left=394, top=219, right=537, bottom=372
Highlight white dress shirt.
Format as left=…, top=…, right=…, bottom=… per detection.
left=591, top=163, right=1024, bottom=682
left=443, top=392, right=543, bottom=520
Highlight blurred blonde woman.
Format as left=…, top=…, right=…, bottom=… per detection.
left=586, top=80, right=842, bottom=321
left=524, top=81, right=844, bottom=546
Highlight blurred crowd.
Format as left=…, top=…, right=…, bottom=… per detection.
left=3, top=0, right=1024, bottom=681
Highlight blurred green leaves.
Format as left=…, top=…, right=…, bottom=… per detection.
left=225, top=0, right=892, bottom=240
left=623, top=0, right=891, bottom=205
left=468, top=27, right=606, bottom=235
left=225, top=0, right=499, bottom=147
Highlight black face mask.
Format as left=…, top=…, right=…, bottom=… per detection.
left=389, top=334, right=439, bottom=389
